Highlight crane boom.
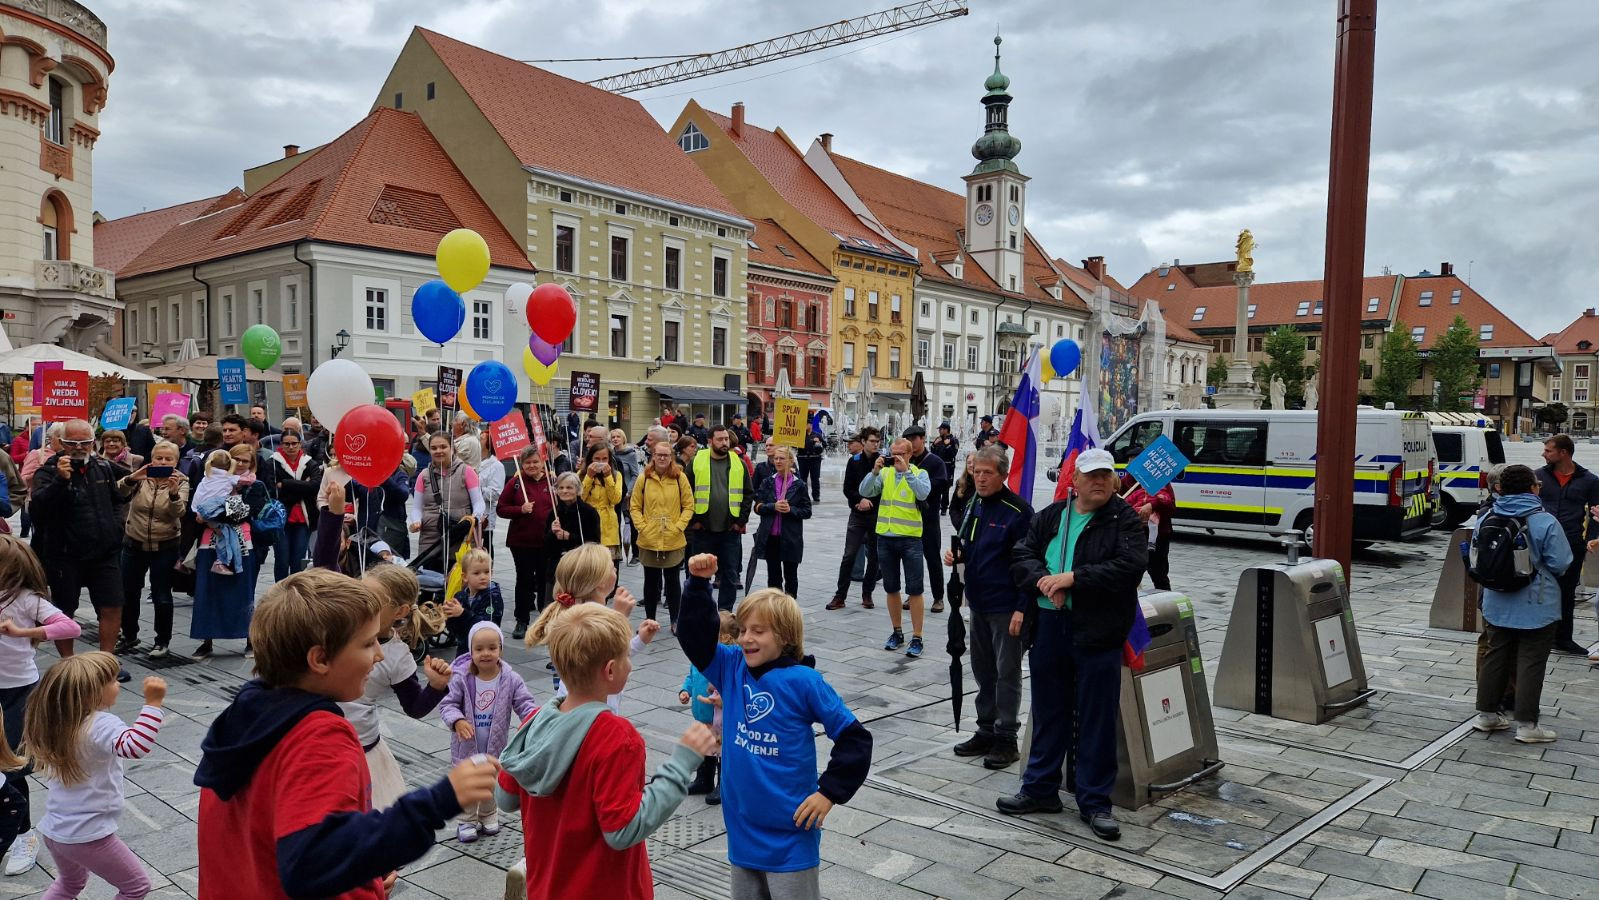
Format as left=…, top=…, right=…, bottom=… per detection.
left=587, top=0, right=969, bottom=94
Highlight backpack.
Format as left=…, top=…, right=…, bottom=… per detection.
left=1466, top=512, right=1536, bottom=592
left=252, top=498, right=287, bottom=537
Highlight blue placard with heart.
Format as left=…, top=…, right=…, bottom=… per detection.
left=1125, top=433, right=1190, bottom=495
left=99, top=397, right=137, bottom=431
left=218, top=357, right=249, bottom=405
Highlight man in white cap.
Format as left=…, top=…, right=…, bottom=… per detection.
left=997, top=447, right=1147, bottom=842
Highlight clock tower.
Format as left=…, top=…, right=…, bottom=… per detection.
left=964, top=35, right=1029, bottom=294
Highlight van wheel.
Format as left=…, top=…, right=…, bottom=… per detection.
left=1431, top=498, right=1450, bottom=529
left=1294, top=512, right=1314, bottom=547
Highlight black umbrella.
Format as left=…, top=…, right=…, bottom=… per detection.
left=946, top=554, right=967, bottom=731
left=910, top=371, right=929, bottom=427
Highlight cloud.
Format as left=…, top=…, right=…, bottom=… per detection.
left=90, top=0, right=1598, bottom=338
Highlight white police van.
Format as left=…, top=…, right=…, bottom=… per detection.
left=1104, top=408, right=1437, bottom=544
left=1425, top=412, right=1504, bottom=527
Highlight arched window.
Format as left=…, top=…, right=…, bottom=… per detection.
left=41, top=192, right=72, bottom=260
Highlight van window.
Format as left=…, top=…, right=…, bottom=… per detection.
left=1108, top=421, right=1163, bottom=464
left=1433, top=432, right=1463, bottom=463
left=1483, top=429, right=1505, bottom=465
left=1175, top=420, right=1267, bottom=467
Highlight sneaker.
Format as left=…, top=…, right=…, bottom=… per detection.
left=930, top=599, right=945, bottom=613
left=884, top=630, right=904, bottom=652
left=115, top=636, right=138, bottom=654
left=456, top=823, right=479, bottom=843
left=953, top=733, right=996, bottom=757
left=628, top=556, right=640, bottom=567
left=116, top=668, right=131, bottom=683
left=1515, top=723, right=1558, bottom=744
left=480, top=821, right=501, bottom=837
left=244, top=642, right=255, bottom=660
left=905, top=636, right=924, bottom=659
left=1589, top=646, right=1599, bottom=663
left=1083, top=810, right=1122, bottom=841
left=4, top=829, right=38, bottom=875
left=826, top=596, right=846, bottom=611
left=983, top=739, right=1020, bottom=770
left=1472, top=712, right=1510, bottom=732
left=149, top=644, right=169, bottom=659
left=193, top=640, right=213, bottom=659
left=995, top=792, right=1063, bottom=816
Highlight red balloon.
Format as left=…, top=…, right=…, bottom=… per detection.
left=335, top=405, right=406, bottom=489
left=527, top=282, right=576, bottom=345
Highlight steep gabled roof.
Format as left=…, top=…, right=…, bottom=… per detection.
left=1543, top=309, right=1599, bottom=356
left=94, top=189, right=247, bottom=275
left=119, top=107, right=533, bottom=280
left=1395, top=275, right=1538, bottom=350
left=1146, top=275, right=1400, bottom=332
left=746, top=219, right=831, bottom=279
left=820, top=150, right=1084, bottom=311
left=416, top=29, right=740, bottom=219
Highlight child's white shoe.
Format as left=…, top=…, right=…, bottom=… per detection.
left=481, top=820, right=501, bottom=836
left=457, top=822, right=479, bottom=843
left=4, top=829, right=38, bottom=875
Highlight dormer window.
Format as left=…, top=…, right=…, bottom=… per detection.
left=47, top=78, right=65, bottom=145
left=1580, top=340, right=1592, bottom=351
left=1191, top=307, right=1207, bottom=322
left=677, top=122, right=709, bottom=153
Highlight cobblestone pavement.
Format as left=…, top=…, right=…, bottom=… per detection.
left=8, top=441, right=1599, bottom=898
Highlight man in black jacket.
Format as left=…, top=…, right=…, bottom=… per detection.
left=998, top=448, right=1146, bottom=841
left=827, top=428, right=882, bottom=611
left=798, top=429, right=826, bottom=502
left=30, top=418, right=132, bottom=676
left=931, top=422, right=960, bottom=513
left=1535, top=434, right=1599, bottom=654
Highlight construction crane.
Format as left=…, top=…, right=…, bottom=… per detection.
left=570, top=1, right=969, bottom=94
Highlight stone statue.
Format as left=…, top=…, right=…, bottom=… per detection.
left=1268, top=375, right=1285, bottom=410
left=1304, top=379, right=1319, bottom=411
left=1235, top=229, right=1255, bottom=273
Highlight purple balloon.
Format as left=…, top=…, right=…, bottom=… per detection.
left=529, top=334, right=561, bottom=366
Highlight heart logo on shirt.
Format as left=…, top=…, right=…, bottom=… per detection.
left=744, top=684, right=776, bottom=724
left=344, top=434, right=368, bottom=453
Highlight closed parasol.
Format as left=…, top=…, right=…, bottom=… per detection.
left=910, top=371, right=928, bottom=428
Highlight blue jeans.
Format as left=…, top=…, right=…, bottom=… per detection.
left=273, top=523, right=312, bottom=583
left=690, top=528, right=743, bottom=611
left=877, top=534, right=925, bottom=596
left=1022, top=607, right=1122, bottom=816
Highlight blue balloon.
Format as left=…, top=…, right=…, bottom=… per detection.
left=412, top=279, right=465, bottom=344
left=1049, top=339, right=1081, bottom=378
left=465, top=359, right=516, bottom=422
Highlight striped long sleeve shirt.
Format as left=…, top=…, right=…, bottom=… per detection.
left=38, top=705, right=164, bottom=844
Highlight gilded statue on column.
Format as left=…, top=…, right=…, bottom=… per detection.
left=1235, top=229, right=1255, bottom=273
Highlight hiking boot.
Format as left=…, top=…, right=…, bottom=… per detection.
left=1083, top=810, right=1121, bottom=841
left=1515, top=722, right=1558, bottom=744
left=826, top=596, right=846, bottom=611
left=905, top=636, right=924, bottom=659
left=884, top=630, right=904, bottom=652
left=953, top=733, right=995, bottom=757
left=983, top=738, right=1020, bottom=770
left=995, top=792, right=1063, bottom=816
left=1472, top=712, right=1510, bottom=732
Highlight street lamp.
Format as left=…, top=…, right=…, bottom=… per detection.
left=330, top=329, right=351, bottom=359
left=644, top=355, right=664, bottom=378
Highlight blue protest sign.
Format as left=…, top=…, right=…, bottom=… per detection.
left=99, top=397, right=137, bottom=431
left=1125, top=433, right=1191, bottom=495
left=218, top=357, right=249, bottom=405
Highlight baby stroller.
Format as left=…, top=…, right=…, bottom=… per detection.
left=409, top=516, right=479, bottom=655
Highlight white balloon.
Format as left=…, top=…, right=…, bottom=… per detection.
left=503, top=281, right=534, bottom=316
left=307, top=358, right=375, bottom=428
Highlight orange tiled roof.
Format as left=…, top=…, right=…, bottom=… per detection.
left=418, top=29, right=740, bottom=220
left=94, top=189, right=247, bottom=275
left=1395, top=275, right=1537, bottom=350
left=119, top=108, right=534, bottom=280
left=700, top=110, right=901, bottom=256
left=1139, top=275, right=1400, bottom=332
left=747, top=219, right=831, bottom=278
left=821, top=151, right=1084, bottom=311
left=1127, top=264, right=1200, bottom=299
left=1052, top=257, right=1131, bottom=296
left=1537, top=309, right=1599, bottom=356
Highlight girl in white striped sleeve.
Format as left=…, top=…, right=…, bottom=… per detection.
left=23, top=652, right=164, bottom=899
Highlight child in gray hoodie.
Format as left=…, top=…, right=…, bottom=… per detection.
left=495, top=604, right=717, bottom=899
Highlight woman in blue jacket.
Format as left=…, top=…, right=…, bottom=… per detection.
left=1472, top=464, right=1572, bottom=744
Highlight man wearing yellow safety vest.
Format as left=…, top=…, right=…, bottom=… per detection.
left=687, top=424, right=753, bottom=610
left=859, top=438, right=933, bottom=659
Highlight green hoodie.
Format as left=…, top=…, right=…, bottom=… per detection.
left=495, top=700, right=703, bottom=850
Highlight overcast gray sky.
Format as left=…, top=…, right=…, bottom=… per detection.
left=92, top=0, right=1597, bottom=339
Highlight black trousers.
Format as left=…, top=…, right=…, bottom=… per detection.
left=920, top=518, right=945, bottom=603
left=0, top=682, right=34, bottom=856
left=798, top=456, right=822, bottom=501
left=764, top=540, right=800, bottom=598
left=1148, top=533, right=1172, bottom=591
left=643, top=562, right=683, bottom=622
left=833, top=510, right=880, bottom=601
left=509, top=545, right=548, bottom=624
left=121, top=542, right=180, bottom=646
left=1556, top=540, right=1585, bottom=646
left=1477, top=621, right=1556, bottom=723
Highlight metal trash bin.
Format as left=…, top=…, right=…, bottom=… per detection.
left=1020, top=591, right=1224, bottom=810
left=1429, top=525, right=1483, bottom=633
left=1214, top=536, right=1374, bottom=725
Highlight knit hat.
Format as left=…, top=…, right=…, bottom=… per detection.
left=468, top=621, right=503, bottom=649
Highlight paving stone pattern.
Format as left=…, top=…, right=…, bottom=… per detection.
left=7, top=442, right=1599, bottom=898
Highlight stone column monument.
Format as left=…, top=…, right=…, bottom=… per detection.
left=1213, top=229, right=1263, bottom=410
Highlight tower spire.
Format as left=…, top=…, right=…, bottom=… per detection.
left=972, top=34, right=1021, bottom=174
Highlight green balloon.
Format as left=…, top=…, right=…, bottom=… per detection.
left=241, top=324, right=282, bottom=370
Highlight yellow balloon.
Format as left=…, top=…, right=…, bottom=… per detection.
left=522, top=347, right=558, bottom=386
left=458, top=388, right=478, bottom=421
left=1040, top=356, right=1056, bottom=383
left=436, top=228, right=491, bottom=293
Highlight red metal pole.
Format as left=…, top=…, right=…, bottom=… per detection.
left=1312, top=0, right=1377, bottom=578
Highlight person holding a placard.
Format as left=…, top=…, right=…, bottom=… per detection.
left=1118, top=471, right=1176, bottom=591
left=29, top=419, right=132, bottom=678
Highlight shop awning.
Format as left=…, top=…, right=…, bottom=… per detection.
left=652, top=385, right=747, bottom=404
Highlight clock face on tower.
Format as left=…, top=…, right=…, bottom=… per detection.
left=975, top=203, right=994, bottom=226
left=1008, top=205, right=1020, bottom=226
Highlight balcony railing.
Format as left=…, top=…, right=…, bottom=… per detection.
left=35, top=258, right=115, bottom=299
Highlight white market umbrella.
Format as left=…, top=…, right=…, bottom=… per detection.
left=174, top=337, right=201, bottom=364
left=830, top=371, right=848, bottom=439
left=774, top=366, right=793, bottom=400
left=147, top=355, right=282, bottom=383
left=857, top=368, right=875, bottom=428
left=0, top=342, right=153, bottom=381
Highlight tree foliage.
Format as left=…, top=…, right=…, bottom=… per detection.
left=1254, top=326, right=1309, bottom=409
left=1206, top=356, right=1229, bottom=389
left=1431, top=314, right=1482, bottom=412
left=1373, top=321, right=1422, bottom=409
left=1537, top=402, right=1569, bottom=429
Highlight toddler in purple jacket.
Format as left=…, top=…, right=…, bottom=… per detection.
left=439, top=621, right=536, bottom=843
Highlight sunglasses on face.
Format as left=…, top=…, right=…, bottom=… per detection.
left=63, top=439, right=93, bottom=447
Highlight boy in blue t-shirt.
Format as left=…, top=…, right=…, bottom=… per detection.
left=677, top=554, right=873, bottom=899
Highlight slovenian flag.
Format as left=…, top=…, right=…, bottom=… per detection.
left=998, top=349, right=1042, bottom=505
left=1052, top=404, right=1102, bottom=502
